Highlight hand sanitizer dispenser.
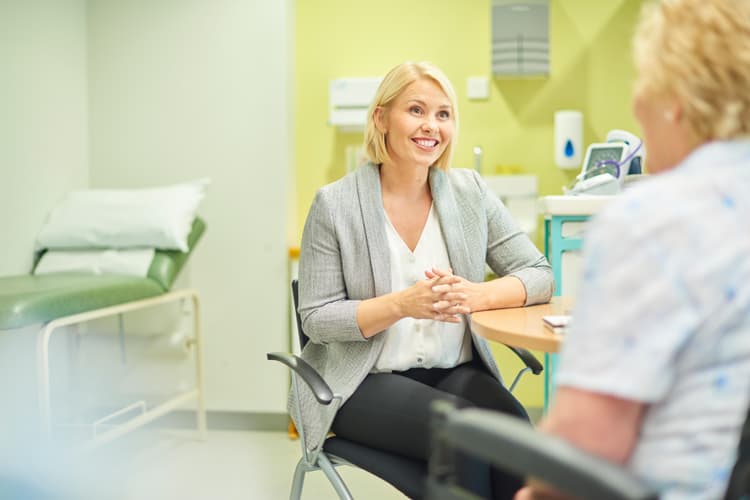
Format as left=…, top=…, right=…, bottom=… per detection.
left=554, top=110, right=583, bottom=169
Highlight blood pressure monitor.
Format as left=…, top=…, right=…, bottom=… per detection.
left=580, top=143, right=628, bottom=181
left=566, top=143, right=628, bottom=195
left=565, top=130, right=644, bottom=196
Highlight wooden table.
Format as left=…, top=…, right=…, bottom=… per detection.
left=471, top=296, right=574, bottom=411
left=471, top=296, right=574, bottom=353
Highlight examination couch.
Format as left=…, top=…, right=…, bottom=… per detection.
left=0, top=218, right=207, bottom=449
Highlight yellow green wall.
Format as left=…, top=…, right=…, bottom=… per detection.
left=294, top=0, right=645, bottom=408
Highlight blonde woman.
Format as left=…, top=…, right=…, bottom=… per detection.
left=295, top=61, right=554, bottom=498
left=518, top=1, right=750, bottom=499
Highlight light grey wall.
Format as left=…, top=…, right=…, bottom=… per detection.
left=0, top=0, right=89, bottom=276
left=87, top=0, right=292, bottom=412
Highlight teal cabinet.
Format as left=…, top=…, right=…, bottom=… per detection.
left=540, top=195, right=613, bottom=411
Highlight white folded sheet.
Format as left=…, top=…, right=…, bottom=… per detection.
left=34, top=248, right=156, bottom=277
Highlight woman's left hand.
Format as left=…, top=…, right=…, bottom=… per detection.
left=425, top=267, right=480, bottom=316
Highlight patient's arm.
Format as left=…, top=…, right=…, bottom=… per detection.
left=516, top=386, right=647, bottom=500
left=542, top=387, right=646, bottom=463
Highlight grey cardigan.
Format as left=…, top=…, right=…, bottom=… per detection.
left=293, top=162, right=554, bottom=453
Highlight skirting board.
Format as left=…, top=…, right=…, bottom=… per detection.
left=146, top=408, right=543, bottom=432
left=145, top=410, right=289, bottom=432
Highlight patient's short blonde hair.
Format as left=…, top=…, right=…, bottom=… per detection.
left=634, top=0, right=750, bottom=142
left=363, top=61, right=458, bottom=171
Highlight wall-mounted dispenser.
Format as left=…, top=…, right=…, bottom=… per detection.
left=554, top=110, right=583, bottom=169
left=491, top=0, right=549, bottom=77
left=328, top=77, right=381, bottom=132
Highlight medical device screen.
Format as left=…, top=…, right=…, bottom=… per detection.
left=583, top=145, right=625, bottom=174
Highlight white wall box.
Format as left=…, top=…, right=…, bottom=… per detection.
left=491, top=0, right=549, bottom=77
left=329, top=78, right=381, bottom=132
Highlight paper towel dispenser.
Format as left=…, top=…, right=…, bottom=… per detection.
left=492, top=0, right=549, bottom=77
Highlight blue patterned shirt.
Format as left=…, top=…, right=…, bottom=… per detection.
left=556, top=140, right=750, bottom=499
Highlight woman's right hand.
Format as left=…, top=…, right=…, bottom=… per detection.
left=395, top=272, right=469, bottom=323
left=357, top=269, right=468, bottom=337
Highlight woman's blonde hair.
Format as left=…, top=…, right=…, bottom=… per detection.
left=633, top=0, right=750, bottom=142
left=363, top=61, right=458, bottom=171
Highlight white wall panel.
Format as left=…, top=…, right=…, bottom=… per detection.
left=87, top=0, right=292, bottom=412
left=0, top=0, right=89, bottom=276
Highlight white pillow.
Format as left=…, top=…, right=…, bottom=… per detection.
left=34, top=248, right=156, bottom=277
left=36, top=178, right=209, bottom=251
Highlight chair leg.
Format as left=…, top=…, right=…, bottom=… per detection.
left=317, top=453, right=353, bottom=500
left=289, top=456, right=307, bottom=500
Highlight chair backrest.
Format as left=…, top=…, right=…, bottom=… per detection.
left=291, top=279, right=309, bottom=350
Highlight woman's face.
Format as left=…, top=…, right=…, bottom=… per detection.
left=377, top=78, right=455, bottom=169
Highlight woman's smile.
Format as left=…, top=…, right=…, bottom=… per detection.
left=412, top=137, right=439, bottom=150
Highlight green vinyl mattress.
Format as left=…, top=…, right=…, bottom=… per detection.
left=0, top=218, right=205, bottom=330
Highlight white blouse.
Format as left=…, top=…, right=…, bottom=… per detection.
left=373, top=204, right=472, bottom=373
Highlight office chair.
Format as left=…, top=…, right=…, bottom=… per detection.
left=266, top=279, right=544, bottom=500
left=426, top=399, right=750, bottom=500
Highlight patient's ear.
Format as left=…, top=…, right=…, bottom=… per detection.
left=663, top=98, right=681, bottom=124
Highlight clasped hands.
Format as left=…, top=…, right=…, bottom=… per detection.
left=399, top=267, right=476, bottom=323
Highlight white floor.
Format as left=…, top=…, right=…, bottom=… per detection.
left=13, top=428, right=410, bottom=500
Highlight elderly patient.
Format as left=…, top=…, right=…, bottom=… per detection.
left=518, top=0, right=750, bottom=499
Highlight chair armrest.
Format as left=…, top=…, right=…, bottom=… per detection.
left=267, top=352, right=333, bottom=405
left=429, top=403, right=658, bottom=500
left=503, top=345, right=543, bottom=375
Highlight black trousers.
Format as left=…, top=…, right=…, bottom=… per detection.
left=331, top=358, right=529, bottom=499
